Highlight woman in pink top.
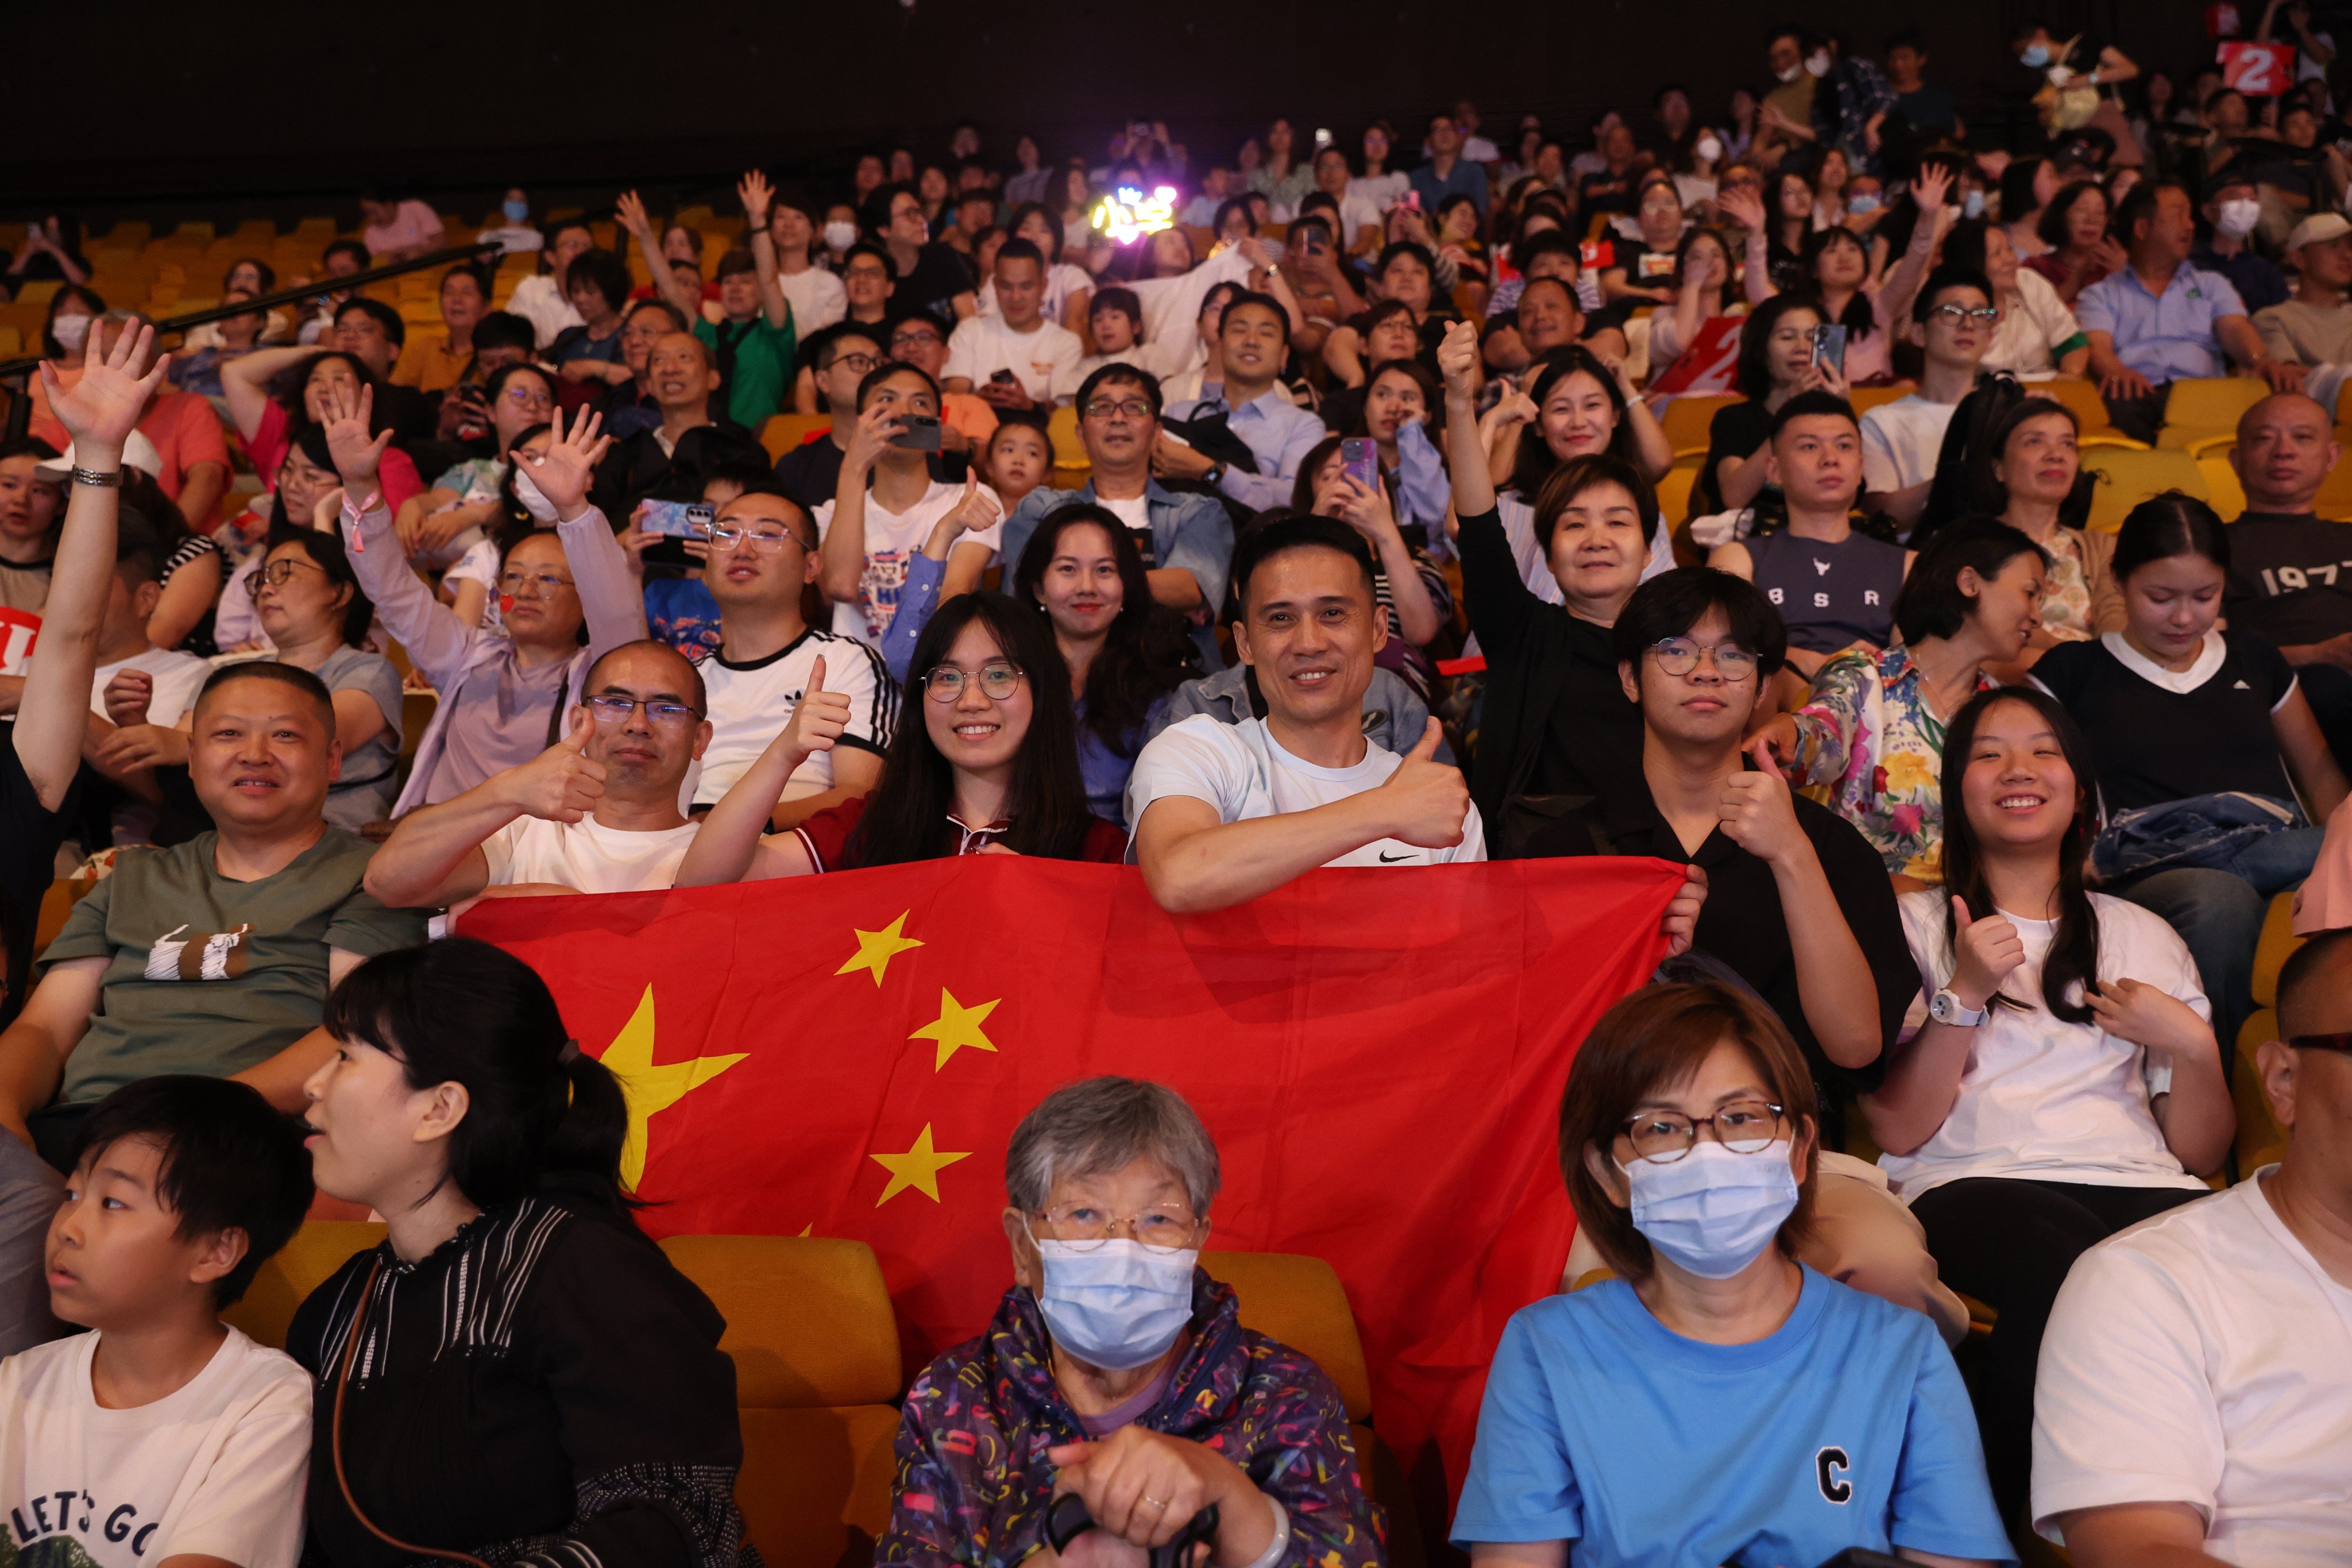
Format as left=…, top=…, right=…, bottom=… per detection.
left=221, top=345, right=423, bottom=513
left=1733, top=163, right=1955, bottom=385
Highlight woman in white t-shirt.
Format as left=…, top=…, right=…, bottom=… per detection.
left=765, top=198, right=848, bottom=336
left=1944, top=219, right=2088, bottom=378
left=979, top=204, right=1095, bottom=343
left=1865, top=685, right=2231, bottom=1529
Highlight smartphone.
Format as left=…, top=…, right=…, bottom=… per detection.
left=890, top=413, right=944, bottom=451
left=1340, top=438, right=1380, bottom=494
left=1812, top=322, right=1849, bottom=377
left=988, top=369, right=1018, bottom=386
left=639, top=500, right=715, bottom=540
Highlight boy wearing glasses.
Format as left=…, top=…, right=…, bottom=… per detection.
left=1859, top=265, right=1999, bottom=528
left=774, top=329, right=886, bottom=513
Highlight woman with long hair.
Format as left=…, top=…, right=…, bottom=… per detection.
left=1697, top=293, right=1851, bottom=516
left=1647, top=226, right=1741, bottom=372
left=1939, top=219, right=2091, bottom=378
left=1864, top=685, right=2230, bottom=1528
left=291, top=939, right=751, bottom=1568
left=1727, top=164, right=1956, bottom=384
left=222, top=345, right=426, bottom=513
left=679, top=592, right=1127, bottom=882
left=1297, top=435, right=1453, bottom=693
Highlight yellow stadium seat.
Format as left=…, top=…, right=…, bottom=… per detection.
left=2250, top=890, right=2303, bottom=1010
left=2314, top=459, right=2352, bottom=522
left=2234, top=1008, right=2291, bottom=1173
left=1045, top=403, right=1087, bottom=471
left=0, top=327, right=16, bottom=358
left=1847, top=384, right=1913, bottom=416
left=662, top=1235, right=903, bottom=1568
left=2081, top=447, right=2208, bottom=534
left=2034, top=376, right=2115, bottom=436
left=2197, top=453, right=2246, bottom=520
left=1660, top=393, right=1739, bottom=457
left=2156, top=377, right=2265, bottom=450
left=168, top=221, right=217, bottom=246
left=759, top=413, right=833, bottom=462
left=12, top=280, right=60, bottom=308
left=1655, top=464, right=1697, bottom=529
left=222, top=1219, right=387, bottom=1349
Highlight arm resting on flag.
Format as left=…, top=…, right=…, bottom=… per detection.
left=1134, top=791, right=1405, bottom=915
left=674, top=729, right=821, bottom=886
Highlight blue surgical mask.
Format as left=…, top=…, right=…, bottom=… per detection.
left=1621, top=1138, right=1799, bottom=1279
left=504, top=199, right=530, bottom=224
left=2021, top=43, right=2052, bottom=68
left=1848, top=192, right=1881, bottom=215
left=1031, top=1227, right=1199, bottom=1370
left=1962, top=189, right=1987, bottom=219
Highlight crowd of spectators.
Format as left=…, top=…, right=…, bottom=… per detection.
left=2, top=10, right=2351, bottom=1567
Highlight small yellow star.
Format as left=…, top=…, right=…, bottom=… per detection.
left=596, top=986, right=748, bottom=1188
left=835, top=912, right=924, bottom=987
left=909, top=988, right=1001, bottom=1070
left=870, top=1123, right=972, bottom=1206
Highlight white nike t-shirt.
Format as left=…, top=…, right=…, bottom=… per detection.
left=1123, top=714, right=1486, bottom=866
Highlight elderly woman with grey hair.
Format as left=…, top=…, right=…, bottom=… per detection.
left=879, top=1077, right=1385, bottom=1568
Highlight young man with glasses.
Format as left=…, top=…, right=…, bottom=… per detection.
left=774, top=329, right=887, bottom=513
left=364, top=640, right=723, bottom=905
left=1860, top=266, right=1998, bottom=528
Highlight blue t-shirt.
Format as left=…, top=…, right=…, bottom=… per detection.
left=642, top=577, right=723, bottom=659
left=1451, top=1267, right=2014, bottom=1568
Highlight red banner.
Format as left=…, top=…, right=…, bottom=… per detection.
left=2219, top=39, right=2295, bottom=95
left=462, top=857, right=1680, bottom=1503
left=1645, top=316, right=1746, bottom=400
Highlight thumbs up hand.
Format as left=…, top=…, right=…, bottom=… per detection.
left=1717, top=748, right=1805, bottom=868
left=1375, top=717, right=1471, bottom=849
left=774, top=654, right=853, bottom=771
left=1948, top=895, right=2026, bottom=1013
left=507, top=707, right=608, bottom=823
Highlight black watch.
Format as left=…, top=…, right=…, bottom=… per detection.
left=1203, top=462, right=1227, bottom=486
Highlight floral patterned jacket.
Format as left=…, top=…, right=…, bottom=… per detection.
left=879, top=1274, right=1385, bottom=1568
left=1788, top=644, right=1995, bottom=883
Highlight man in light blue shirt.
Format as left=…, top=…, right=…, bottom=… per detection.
left=1158, top=292, right=1327, bottom=513
left=2077, top=180, right=2303, bottom=443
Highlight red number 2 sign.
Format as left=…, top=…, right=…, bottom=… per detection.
left=2219, top=40, right=2296, bottom=95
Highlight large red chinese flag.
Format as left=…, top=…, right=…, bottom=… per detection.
left=462, top=856, right=1679, bottom=1504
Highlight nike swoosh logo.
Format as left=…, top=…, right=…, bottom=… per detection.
left=1377, top=851, right=1413, bottom=863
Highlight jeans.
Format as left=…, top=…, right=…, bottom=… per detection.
left=0, top=1134, right=63, bottom=1357
left=2113, top=837, right=2321, bottom=1055
left=2301, top=661, right=2352, bottom=774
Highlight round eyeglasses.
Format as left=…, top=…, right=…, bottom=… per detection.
left=1620, top=1101, right=1787, bottom=1164
left=923, top=661, right=1024, bottom=702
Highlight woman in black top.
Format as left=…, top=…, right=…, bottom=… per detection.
left=292, top=939, right=751, bottom=1568
left=2034, top=495, right=2346, bottom=1049
left=1696, top=293, right=1851, bottom=517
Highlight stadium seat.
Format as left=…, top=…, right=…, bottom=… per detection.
left=2156, top=378, right=2265, bottom=451
left=660, top=1235, right=902, bottom=1568
left=2314, top=458, right=2352, bottom=522
left=2081, top=447, right=2208, bottom=533
left=2034, top=377, right=2115, bottom=438
left=221, top=1219, right=387, bottom=1349
left=2196, top=452, right=2247, bottom=520
left=758, top=413, right=832, bottom=461
left=1659, top=393, right=1739, bottom=457
left=2251, top=889, right=2303, bottom=1011
left=1655, top=464, right=1697, bottom=528
left=12, top=280, right=60, bottom=308
left=1847, top=384, right=1913, bottom=416
left=1045, top=403, right=1088, bottom=474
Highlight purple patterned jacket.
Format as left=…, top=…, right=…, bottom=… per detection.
left=880, top=1272, right=1386, bottom=1568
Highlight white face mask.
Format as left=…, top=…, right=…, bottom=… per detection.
left=1621, top=1138, right=1801, bottom=1279
left=512, top=464, right=560, bottom=523
left=50, top=313, right=92, bottom=353
left=2020, top=43, right=2052, bottom=69
left=1962, top=189, right=1987, bottom=219
left=1031, top=1228, right=1199, bottom=1371
left=1696, top=134, right=1724, bottom=165
left=1776, top=62, right=1803, bottom=83
left=1805, top=49, right=1832, bottom=78
left=2216, top=199, right=2261, bottom=240
left=823, top=220, right=859, bottom=253
left=1847, top=192, right=1881, bottom=215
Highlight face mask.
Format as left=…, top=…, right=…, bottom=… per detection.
left=1962, top=189, right=1987, bottom=219
left=2216, top=199, right=2261, bottom=240
left=823, top=220, right=859, bottom=253
left=1621, top=1138, right=1800, bottom=1280
left=1847, top=192, right=1881, bottom=215
left=1696, top=134, right=1724, bottom=165
left=503, top=200, right=530, bottom=224
left=1776, top=63, right=1803, bottom=83
left=1031, top=1228, right=1198, bottom=1371
left=50, top=314, right=92, bottom=353
left=2021, top=44, right=2052, bottom=68
left=512, top=465, right=560, bottom=523
left=1805, top=50, right=1832, bottom=78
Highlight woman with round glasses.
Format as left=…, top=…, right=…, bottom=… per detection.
left=881, top=1076, right=1383, bottom=1568
left=1452, top=982, right=2011, bottom=1568
left=677, top=593, right=1123, bottom=883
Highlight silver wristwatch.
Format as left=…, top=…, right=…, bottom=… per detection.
left=1929, top=987, right=1987, bottom=1027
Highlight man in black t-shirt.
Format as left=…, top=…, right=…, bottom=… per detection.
left=864, top=183, right=977, bottom=325
left=773, top=329, right=885, bottom=513
left=2226, top=392, right=2352, bottom=768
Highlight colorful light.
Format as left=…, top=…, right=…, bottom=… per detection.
left=1091, top=185, right=1179, bottom=245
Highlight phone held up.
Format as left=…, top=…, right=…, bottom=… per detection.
left=1339, top=438, right=1380, bottom=493
left=1811, top=322, right=1848, bottom=378
left=890, top=413, right=944, bottom=451
left=639, top=500, right=716, bottom=540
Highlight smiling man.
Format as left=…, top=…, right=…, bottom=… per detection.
left=1860, top=265, right=1996, bottom=528
left=0, top=662, right=423, bottom=1351
left=1127, top=515, right=1485, bottom=914
left=588, top=331, right=769, bottom=522
left=1159, top=293, right=1327, bottom=512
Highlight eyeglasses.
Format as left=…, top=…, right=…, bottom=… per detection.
left=923, top=660, right=1024, bottom=702
left=499, top=569, right=576, bottom=596
left=242, top=557, right=325, bottom=598
left=1650, top=637, right=1759, bottom=679
left=1083, top=397, right=1154, bottom=420
left=1033, top=1201, right=1201, bottom=1253
left=889, top=331, right=942, bottom=352
left=1620, top=1100, right=1787, bottom=1164
left=582, top=694, right=701, bottom=729
left=706, top=520, right=811, bottom=551
left=501, top=384, right=553, bottom=407
left=2288, top=1032, right=2352, bottom=1053
left=1928, top=304, right=2000, bottom=325
left=829, top=352, right=880, bottom=374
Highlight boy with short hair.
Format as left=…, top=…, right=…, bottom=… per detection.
left=0, top=1075, right=314, bottom=1568
left=1077, top=288, right=1149, bottom=379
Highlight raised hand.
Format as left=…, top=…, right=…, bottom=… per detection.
left=1717, top=749, right=1806, bottom=867
left=1716, top=184, right=1767, bottom=234
left=1435, top=318, right=1481, bottom=400
left=1909, top=162, right=1955, bottom=216
left=776, top=654, right=852, bottom=767
left=1947, top=896, right=2026, bottom=1011
left=941, top=472, right=1003, bottom=536
left=532, top=405, right=611, bottom=521
left=1330, top=473, right=1399, bottom=543
left=738, top=170, right=774, bottom=226
left=615, top=190, right=654, bottom=239
left=506, top=710, right=607, bottom=824
left=43, top=321, right=168, bottom=458
left=844, top=397, right=907, bottom=472
left=318, top=377, right=391, bottom=486
left=1376, top=718, right=1471, bottom=849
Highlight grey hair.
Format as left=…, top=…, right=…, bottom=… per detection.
left=1004, top=1077, right=1222, bottom=1216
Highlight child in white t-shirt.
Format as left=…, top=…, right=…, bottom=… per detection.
left=0, top=1076, right=315, bottom=1568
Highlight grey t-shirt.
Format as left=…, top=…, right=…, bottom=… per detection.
left=2253, top=299, right=2352, bottom=368
left=308, top=644, right=405, bottom=832
left=424, top=651, right=573, bottom=805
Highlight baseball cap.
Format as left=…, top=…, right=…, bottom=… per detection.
left=36, top=431, right=163, bottom=480
left=2286, top=213, right=2352, bottom=253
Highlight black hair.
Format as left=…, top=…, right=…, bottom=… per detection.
left=995, top=237, right=1045, bottom=272
left=1894, top=517, right=2049, bottom=644
left=714, top=246, right=757, bottom=281
left=817, top=323, right=885, bottom=372
left=1217, top=289, right=1290, bottom=346
left=222, top=256, right=277, bottom=293
left=1374, top=240, right=1438, bottom=287
left=484, top=360, right=558, bottom=411
left=1735, top=293, right=1825, bottom=400
left=1911, top=264, right=1995, bottom=322
left=2037, top=180, right=2109, bottom=250
left=1797, top=225, right=1877, bottom=339
left=1768, top=388, right=1860, bottom=442
left=113, top=515, right=164, bottom=586
left=1612, top=567, right=1789, bottom=678
left=2112, top=492, right=2230, bottom=580
left=1510, top=346, right=1639, bottom=496
left=565, top=248, right=632, bottom=316
left=441, top=261, right=491, bottom=299
left=862, top=180, right=920, bottom=235
left=1231, top=513, right=1377, bottom=604
left=67, top=1077, right=312, bottom=1308
left=2112, top=180, right=2188, bottom=244
left=1288, top=214, right=1337, bottom=250
left=194, top=659, right=336, bottom=731
left=1915, top=379, right=2096, bottom=544
left=1358, top=356, right=1442, bottom=430
left=262, top=524, right=377, bottom=647
left=489, top=420, right=553, bottom=549
left=2278, top=928, right=2352, bottom=1037
left=847, top=594, right=1095, bottom=865
left=38, top=285, right=108, bottom=358
left=334, top=295, right=406, bottom=350
left=118, top=469, right=190, bottom=550
left=626, top=296, right=692, bottom=334
left=323, top=939, right=637, bottom=1214
left=856, top=358, right=939, bottom=412
left=1939, top=687, right=2103, bottom=1024
left=1531, top=452, right=1661, bottom=550
left=1012, top=504, right=1199, bottom=756
left=543, top=217, right=595, bottom=257
left=1212, top=196, right=1259, bottom=238
left=1003, top=201, right=1065, bottom=265
left=1075, top=360, right=1162, bottom=418
left=1089, top=285, right=1142, bottom=333
left=322, top=238, right=371, bottom=272
left=266, top=352, right=381, bottom=435
left=1513, top=229, right=1582, bottom=272
left=472, top=310, right=537, bottom=360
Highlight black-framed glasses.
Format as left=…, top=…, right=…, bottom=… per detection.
left=582, top=694, right=701, bottom=729
left=1083, top=397, right=1154, bottom=420
left=2289, top=1032, right=2352, bottom=1053
left=706, top=520, right=810, bottom=552
left=829, top=351, right=880, bottom=374
left=1620, top=1101, right=1788, bottom=1164
left=242, top=557, right=324, bottom=598
left=923, top=661, right=1024, bottom=702
left=1928, top=304, right=2000, bottom=325
left=889, top=330, right=943, bottom=353
left=1650, top=637, right=1759, bottom=679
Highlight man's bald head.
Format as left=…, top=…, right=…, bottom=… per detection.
left=2233, top=392, right=2341, bottom=514
left=585, top=638, right=706, bottom=713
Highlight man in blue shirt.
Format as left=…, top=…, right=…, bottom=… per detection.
left=2077, top=180, right=2304, bottom=442
left=1157, top=292, right=1326, bottom=514
left=1409, top=111, right=1492, bottom=215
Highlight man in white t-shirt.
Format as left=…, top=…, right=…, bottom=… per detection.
left=694, top=482, right=889, bottom=822
left=74, top=522, right=208, bottom=726
left=2032, top=929, right=2352, bottom=1568
left=2, top=1076, right=313, bottom=1568
left=1860, top=264, right=1996, bottom=530
left=941, top=241, right=1084, bottom=410
left=365, top=640, right=719, bottom=906
left=815, top=363, right=1004, bottom=646
left=1127, top=515, right=1485, bottom=912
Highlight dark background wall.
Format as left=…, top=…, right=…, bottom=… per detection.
left=10, top=0, right=2216, bottom=223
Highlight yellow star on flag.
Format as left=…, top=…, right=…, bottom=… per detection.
left=871, top=1123, right=972, bottom=1206
left=835, top=912, right=924, bottom=987
left=596, top=986, right=748, bottom=1188
left=909, top=988, right=1001, bottom=1070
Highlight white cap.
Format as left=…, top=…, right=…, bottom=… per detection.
left=36, top=430, right=164, bottom=480
left=2287, top=212, right=2352, bottom=253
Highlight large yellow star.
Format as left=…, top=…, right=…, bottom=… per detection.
left=909, top=988, right=1001, bottom=1070
left=870, top=1123, right=972, bottom=1206
left=835, top=912, right=924, bottom=987
left=596, top=986, right=748, bottom=1189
